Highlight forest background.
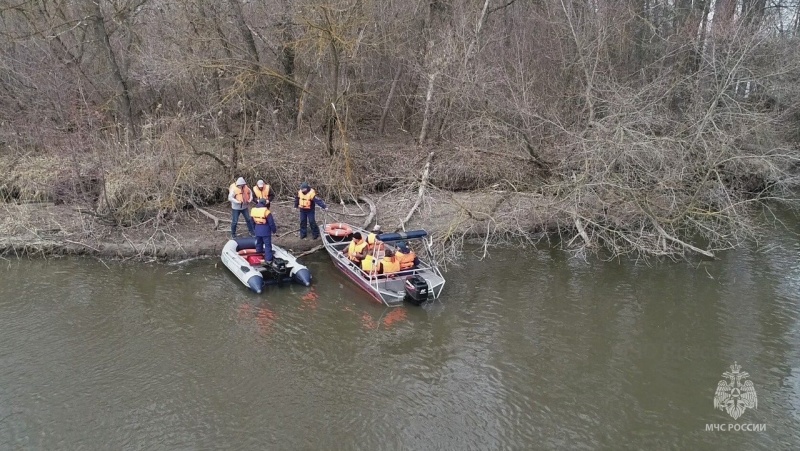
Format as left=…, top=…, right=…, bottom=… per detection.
left=1, top=0, right=799, bottom=260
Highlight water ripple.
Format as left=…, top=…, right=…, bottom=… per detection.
left=1, top=244, right=799, bottom=449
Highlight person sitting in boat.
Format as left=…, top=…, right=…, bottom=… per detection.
left=251, top=198, right=277, bottom=263
left=253, top=180, right=274, bottom=203
left=344, top=232, right=368, bottom=264
left=376, top=249, right=401, bottom=277
left=361, top=250, right=383, bottom=276
left=395, top=241, right=419, bottom=270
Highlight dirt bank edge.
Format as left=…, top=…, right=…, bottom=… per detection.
left=1, top=191, right=550, bottom=262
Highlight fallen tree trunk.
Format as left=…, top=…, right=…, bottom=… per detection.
left=188, top=199, right=224, bottom=229
left=359, top=195, right=377, bottom=229
left=395, top=151, right=433, bottom=232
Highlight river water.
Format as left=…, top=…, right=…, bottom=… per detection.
left=1, top=230, right=799, bottom=449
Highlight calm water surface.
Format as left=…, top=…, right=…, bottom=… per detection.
left=1, top=228, right=799, bottom=449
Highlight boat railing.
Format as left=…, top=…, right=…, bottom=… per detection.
left=329, top=242, right=441, bottom=282
left=322, top=221, right=445, bottom=303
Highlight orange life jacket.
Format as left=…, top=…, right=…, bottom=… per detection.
left=298, top=189, right=316, bottom=209
left=347, top=239, right=367, bottom=262
left=253, top=184, right=270, bottom=200
left=230, top=183, right=252, bottom=204
left=251, top=207, right=271, bottom=225
left=396, top=250, right=417, bottom=270
left=379, top=256, right=400, bottom=274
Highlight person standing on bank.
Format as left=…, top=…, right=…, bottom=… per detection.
left=251, top=198, right=277, bottom=263
left=228, top=177, right=255, bottom=238
left=294, top=181, right=328, bottom=240
left=253, top=179, right=274, bottom=203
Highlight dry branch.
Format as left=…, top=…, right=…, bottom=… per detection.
left=653, top=221, right=715, bottom=258
left=277, top=228, right=300, bottom=238
left=296, top=244, right=323, bottom=258
left=179, top=134, right=228, bottom=169
left=188, top=199, right=223, bottom=229
left=325, top=210, right=368, bottom=218
left=574, top=217, right=591, bottom=247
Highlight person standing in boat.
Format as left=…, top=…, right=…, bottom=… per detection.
left=251, top=198, right=277, bottom=263
left=253, top=179, right=274, bottom=203
left=228, top=177, right=255, bottom=238
left=294, top=181, right=328, bottom=240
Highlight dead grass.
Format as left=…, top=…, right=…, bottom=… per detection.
left=0, top=190, right=554, bottom=262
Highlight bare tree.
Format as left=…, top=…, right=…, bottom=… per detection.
left=0, top=0, right=798, bottom=258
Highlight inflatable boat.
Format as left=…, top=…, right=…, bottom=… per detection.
left=221, top=237, right=312, bottom=294
left=321, top=222, right=445, bottom=306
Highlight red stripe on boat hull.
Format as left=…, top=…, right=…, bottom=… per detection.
left=329, top=257, right=386, bottom=305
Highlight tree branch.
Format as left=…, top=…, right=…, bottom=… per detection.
left=489, top=0, right=517, bottom=15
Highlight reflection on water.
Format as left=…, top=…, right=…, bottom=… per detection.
left=1, top=226, right=800, bottom=449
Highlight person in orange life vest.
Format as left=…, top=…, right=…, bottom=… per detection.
left=376, top=249, right=401, bottom=276
left=251, top=198, right=277, bottom=262
left=395, top=241, right=419, bottom=270
left=344, top=232, right=368, bottom=264
left=253, top=180, right=274, bottom=203
left=228, top=177, right=255, bottom=238
left=294, top=181, right=327, bottom=239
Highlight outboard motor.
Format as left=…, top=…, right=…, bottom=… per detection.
left=266, top=258, right=289, bottom=277
left=259, top=257, right=296, bottom=287
left=404, top=275, right=429, bottom=306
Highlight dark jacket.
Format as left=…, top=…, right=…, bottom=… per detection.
left=254, top=213, right=277, bottom=237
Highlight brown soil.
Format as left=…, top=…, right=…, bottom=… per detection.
left=0, top=191, right=557, bottom=262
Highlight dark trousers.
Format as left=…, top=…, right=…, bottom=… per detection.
left=255, top=235, right=273, bottom=261
left=231, top=208, right=255, bottom=237
left=299, top=209, right=319, bottom=239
